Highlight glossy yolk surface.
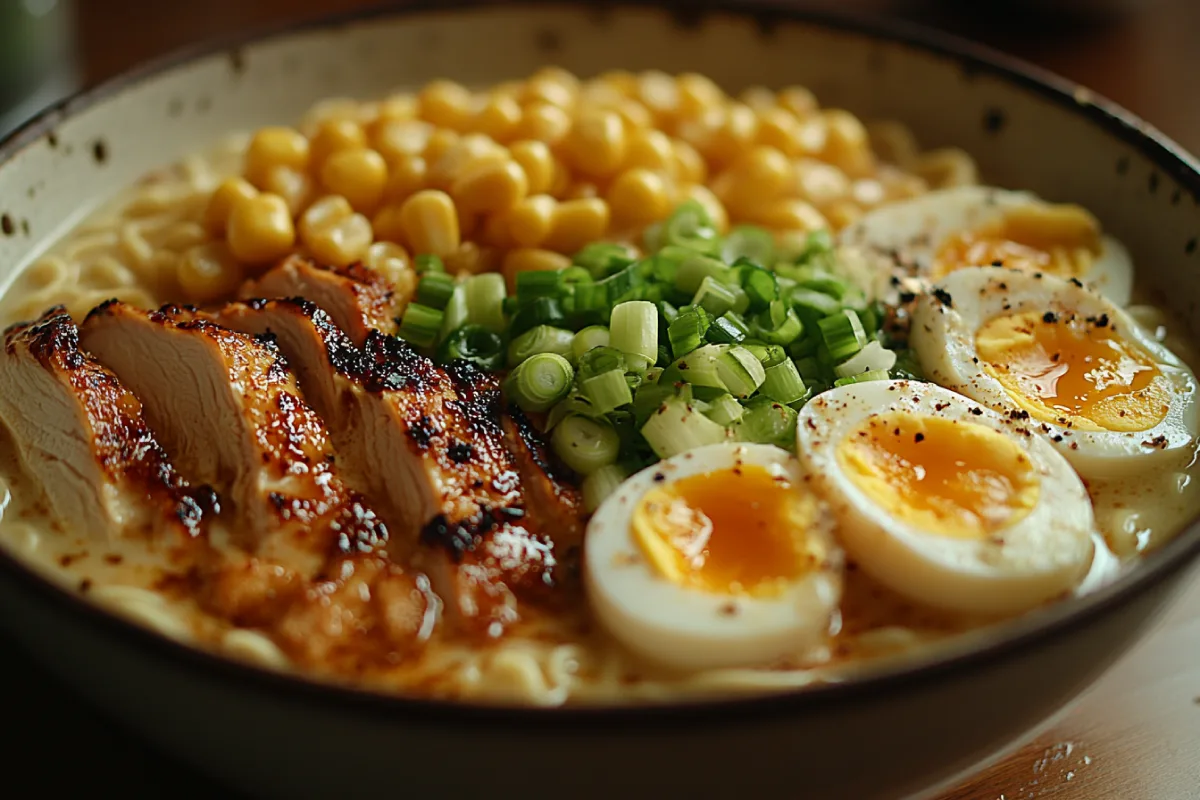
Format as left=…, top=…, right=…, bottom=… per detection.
left=837, top=411, right=1040, bottom=539
left=631, top=465, right=818, bottom=596
left=976, top=310, right=1170, bottom=432
left=931, top=203, right=1102, bottom=279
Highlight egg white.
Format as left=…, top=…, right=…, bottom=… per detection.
left=910, top=266, right=1198, bottom=478
left=584, top=442, right=843, bottom=672
left=796, top=380, right=1097, bottom=616
left=837, top=185, right=1134, bottom=306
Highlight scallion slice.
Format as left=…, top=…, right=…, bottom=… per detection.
left=414, top=253, right=445, bottom=274
left=577, top=345, right=627, bottom=381
left=834, top=340, right=898, bottom=379
left=437, top=324, right=505, bottom=371
left=834, top=368, right=891, bottom=387
left=397, top=302, right=444, bottom=350
left=716, top=345, right=766, bottom=398
left=704, top=393, right=745, bottom=426
left=818, top=309, right=867, bottom=361
left=664, top=199, right=721, bottom=256
left=552, top=415, right=621, bottom=475
left=416, top=270, right=456, bottom=310
left=761, top=358, right=807, bottom=404
left=464, top=272, right=507, bottom=333
left=505, top=352, right=574, bottom=413
left=508, top=325, right=575, bottom=367
left=509, top=296, right=566, bottom=337
left=692, top=275, right=739, bottom=317
left=571, top=325, right=611, bottom=362
left=705, top=311, right=750, bottom=345
left=610, top=300, right=658, bottom=371
left=675, top=254, right=732, bottom=295
left=668, top=306, right=710, bottom=358
left=738, top=261, right=778, bottom=311
left=581, top=368, right=633, bottom=415
left=721, top=225, right=776, bottom=267
left=661, top=344, right=726, bottom=391
left=751, top=299, right=804, bottom=346
left=583, top=463, right=629, bottom=513
left=734, top=397, right=799, bottom=450
left=790, top=287, right=842, bottom=329
left=574, top=242, right=637, bottom=278
left=516, top=269, right=564, bottom=303
left=640, top=395, right=729, bottom=458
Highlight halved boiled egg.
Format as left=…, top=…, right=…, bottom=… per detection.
left=838, top=185, right=1134, bottom=306
left=910, top=266, right=1197, bottom=478
left=585, top=442, right=843, bottom=671
left=796, top=380, right=1096, bottom=616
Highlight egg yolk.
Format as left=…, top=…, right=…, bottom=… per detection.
left=931, top=203, right=1102, bottom=280
left=837, top=411, right=1040, bottom=539
left=631, top=465, right=821, bottom=596
left=976, top=310, right=1171, bottom=432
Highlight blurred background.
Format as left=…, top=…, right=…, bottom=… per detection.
left=0, top=0, right=1198, bottom=151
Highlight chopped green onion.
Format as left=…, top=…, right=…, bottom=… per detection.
left=509, top=296, right=567, bottom=337
left=692, top=275, right=739, bottom=317
left=790, top=287, right=842, bottom=329
left=792, top=265, right=848, bottom=299
left=778, top=228, right=835, bottom=265
left=545, top=390, right=602, bottom=430
left=597, top=262, right=644, bottom=306
left=437, top=324, right=505, bottom=371
left=414, top=253, right=445, bottom=274
left=574, top=242, right=637, bottom=278
left=891, top=349, right=925, bottom=381
left=661, top=344, right=725, bottom=391
left=561, top=265, right=593, bottom=285
left=721, top=225, right=776, bottom=267
left=552, top=415, right=620, bottom=475
left=668, top=306, right=710, bottom=358
left=675, top=254, right=732, bottom=295
left=834, top=368, right=891, bottom=387
left=633, top=381, right=677, bottom=426
left=577, top=346, right=627, bottom=381
left=516, top=269, right=564, bottom=303
left=704, top=393, right=745, bottom=426
left=640, top=395, right=729, bottom=459
left=706, top=311, right=749, bottom=344
left=664, top=199, right=720, bottom=256
left=734, top=397, right=798, bottom=450
left=610, top=300, right=658, bottom=371
left=761, top=358, right=807, bottom=404
left=716, top=345, right=766, bottom=398
left=397, top=303, right=444, bottom=349
left=794, top=356, right=824, bottom=383
left=834, top=340, right=898, bottom=379
left=581, top=368, right=633, bottom=415
left=506, top=353, right=574, bottom=413
left=583, top=463, right=629, bottom=513
left=416, top=271, right=456, bottom=310
left=439, top=284, right=469, bottom=339
left=572, top=325, right=611, bottom=361
left=464, top=272, right=507, bottom=332
left=738, top=262, right=778, bottom=311
left=508, top=325, right=575, bottom=367
left=819, top=309, right=867, bottom=361
left=743, top=342, right=788, bottom=367
left=750, top=299, right=804, bottom=346
left=788, top=334, right=819, bottom=359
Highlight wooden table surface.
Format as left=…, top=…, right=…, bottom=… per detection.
left=6, top=1, right=1200, bottom=798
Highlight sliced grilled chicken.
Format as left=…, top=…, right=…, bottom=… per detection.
left=79, top=300, right=388, bottom=578
left=0, top=307, right=213, bottom=541
left=241, top=255, right=399, bottom=347
left=501, top=407, right=586, bottom=555
left=213, top=298, right=564, bottom=632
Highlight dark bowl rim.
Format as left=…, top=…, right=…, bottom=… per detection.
left=1, top=0, right=1199, bottom=730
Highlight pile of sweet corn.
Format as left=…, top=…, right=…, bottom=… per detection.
left=192, top=68, right=943, bottom=304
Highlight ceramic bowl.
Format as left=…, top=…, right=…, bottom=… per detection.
left=1, top=3, right=1198, bottom=798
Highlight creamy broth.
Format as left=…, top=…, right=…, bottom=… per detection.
left=0, top=70, right=1196, bottom=706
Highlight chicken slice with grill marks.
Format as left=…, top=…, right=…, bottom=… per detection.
left=0, top=307, right=215, bottom=543
left=212, top=298, right=564, bottom=635
left=241, top=255, right=401, bottom=347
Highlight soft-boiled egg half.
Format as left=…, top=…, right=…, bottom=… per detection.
left=910, top=267, right=1198, bottom=478
left=796, top=380, right=1096, bottom=616
left=585, top=443, right=843, bottom=671
left=838, top=185, right=1134, bottom=306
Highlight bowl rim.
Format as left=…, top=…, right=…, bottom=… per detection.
left=1, top=0, right=1199, bottom=729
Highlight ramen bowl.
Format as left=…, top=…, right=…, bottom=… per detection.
left=0, top=2, right=1198, bottom=798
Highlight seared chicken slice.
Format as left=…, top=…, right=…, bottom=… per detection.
left=501, top=408, right=586, bottom=555
left=241, top=255, right=399, bottom=347
left=80, top=301, right=387, bottom=577
left=0, top=307, right=213, bottom=541
left=214, top=298, right=563, bottom=632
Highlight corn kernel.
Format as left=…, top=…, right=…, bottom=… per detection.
left=794, top=115, right=829, bottom=157
left=423, top=128, right=461, bottom=164
left=606, top=168, right=670, bottom=227
left=515, top=101, right=572, bottom=145
left=452, top=158, right=529, bottom=215
left=531, top=66, right=581, bottom=95
left=740, top=85, right=777, bottom=112
left=675, top=106, right=723, bottom=154
left=320, top=148, right=388, bottom=214
left=204, top=177, right=258, bottom=237
left=261, top=165, right=314, bottom=216
left=502, top=248, right=572, bottom=291
left=522, top=74, right=577, bottom=110
left=384, top=154, right=428, bottom=204
left=372, top=203, right=407, bottom=244
left=596, top=70, right=638, bottom=96
left=682, top=184, right=729, bottom=234
left=794, top=158, right=851, bottom=208
left=227, top=193, right=296, bottom=265
left=508, top=194, right=557, bottom=248
left=706, top=103, right=759, bottom=168
left=867, top=120, right=920, bottom=169
left=363, top=241, right=416, bottom=304
left=508, top=140, right=555, bottom=195
left=757, top=107, right=802, bottom=155
left=543, top=197, right=610, bottom=254
left=299, top=195, right=374, bottom=267
left=821, top=109, right=874, bottom=176
left=444, top=241, right=498, bottom=275
left=565, top=108, right=627, bottom=178
left=677, top=73, right=725, bottom=118
left=398, top=189, right=461, bottom=257
left=623, top=129, right=676, bottom=175
left=428, top=134, right=507, bottom=190
left=825, top=200, right=863, bottom=230
left=914, top=148, right=978, bottom=188
left=376, top=93, right=418, bottom=122
left=473, top=94, right=523, bottom=142
left=244, top=127, right=310, bottom=188
left=564, top=182, right=600, bottom=201
left=672, top=139, right=707, bottom=185
left=309, top=119, right=367, bottom=169
left=714, top=145, right=792, bottom=217
left=851, top=178, right=887, bottom=208
left=177, top=241, right=244, bottom=303
left=418, top=79, right=475, bottom=131
left=637, top=70, right=681, bottom=122
left=371, top=119, right=435, bottom=162
left=482, top=210, right=518, bottom=249
left=778, top=86, right=818, bottom=118
left=744, top=197, right=827, bottom=233
left=300, top=97, right=363, bottom=135
left=613, top=99, right=653, bottom=132
left=548, top=158, right=572, bottom=197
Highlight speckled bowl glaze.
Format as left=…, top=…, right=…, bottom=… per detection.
left=1, top=3, right=1199, bottom=799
